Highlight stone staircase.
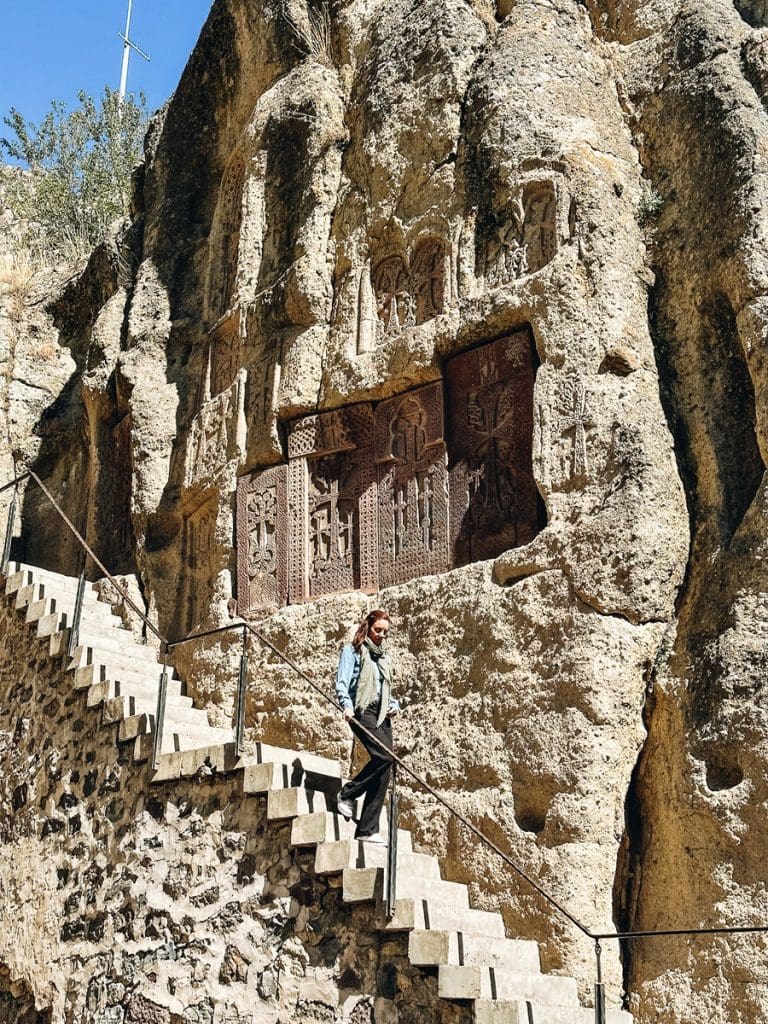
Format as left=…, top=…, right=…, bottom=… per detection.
left=3, top=561, right=633, bottom=1024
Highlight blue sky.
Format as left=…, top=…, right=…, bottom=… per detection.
left=0, top=0, right=213, bottom=128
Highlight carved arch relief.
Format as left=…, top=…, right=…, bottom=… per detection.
left=236, top=328, right=544, bottom=613
left=362, top=237, right=449, bottom=348
left=483, top=178, right=561, bottom=287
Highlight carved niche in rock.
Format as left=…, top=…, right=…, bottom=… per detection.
left=374, top=383, right=449, bottom=588
left=447, top=328, right=539, bottom=565
left=286, top=405, right=378, bottom=602
left=236, top=465, right=288, bottom=615
left=484, top=180, right=558, bottom=287
left=207, top=150, right=247, bottom=321
left=181, top=496, right=218, bottom=635
left=370, top=238, right=448, bottom=339
left=97, top=413, right=137, bottom=575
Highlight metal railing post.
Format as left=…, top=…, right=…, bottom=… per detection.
left=235, top=625, right=248, bottom=757
left=67, top=561, right=87, bottom=658
left=152, top=646, right=170, bottom=771
left=2, top=486, right=18, bottom=575
left=594, top=939, right=606, bottom=1024
left=386, top=762, right=399, bottom=919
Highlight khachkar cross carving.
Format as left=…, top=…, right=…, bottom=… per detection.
left=447, top=329, right=539, bottom=565
left=375, top=382, right=449, bottom=588
left=236, top=465, right=288, bottom=614
left=309, top=455, right=356, bottom=578
left=561, top=379, right=590, bottom=478
left=369, top=238, right=448, bottom=341
left=484, top=180, right=558, bottom=287
left=287, top=404, right=378, bottom=603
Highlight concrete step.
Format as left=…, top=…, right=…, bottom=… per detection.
left=101, top=693, right=195, bottom=724
left=267, top=786, right=338, bottom=820
left=27, top=604, right=121, bottom=640
left=118, top=707, right=212, bottom=742
left=84, top=676, right=184, bottom=708
left=409, top=930, right=540, bottom=972
left=290, top=811, right=358, bottom=847
left=242, top=745, right=343, bottom=793
left=315, top=838, right=437, bottom=878
left=24, top=596, right=118, bottom=628
left=374, top=898, right=506, bottom=939
left=439, top=966, right=578, bottom=1005
left=344, top=866, right=469, bottom=907
left=50, top=628, right=158, bottom=662
left=13, top=580, right=102, bottom=611
left=68, top=644, right=165, bottom=677
left=133, top=726, right=234, bottom=762
left=5, top=564, right=94, bottom=596
left=473, top=1001, right=632, bottom=1024
left=74, top=662, right=180, bottom=692
left=150, top=741, right=241, bottom=781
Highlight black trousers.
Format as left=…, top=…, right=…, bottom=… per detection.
left=340, top=704, right=394, bottom=838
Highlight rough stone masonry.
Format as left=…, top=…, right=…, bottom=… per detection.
left=0, top=0, right=767, bottom=1021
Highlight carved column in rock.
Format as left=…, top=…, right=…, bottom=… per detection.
left=286, top=405, right=378, bottom=602
left=356, top=262, right=377, bottom=354
left=447, top=328, right=539, bottom=565
left=236, top=465, right=288, bottom=614
left=374, top=382, right=449, bottom=587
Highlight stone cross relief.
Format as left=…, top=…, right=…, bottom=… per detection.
left=484, top=180, right=559, bottom=289
left=561, top=379, right=591, bottom=479
left=236, top=331, right=546, bottom=613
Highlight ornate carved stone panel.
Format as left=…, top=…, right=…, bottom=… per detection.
left=181, top=496, right=218, bottom=635
left=236, top=465, right=288, bottom=614
left=370, top=238, right=448, bottom=339
left=483, top=180, right=559, bottom=286
left=209, top=308, right=241, bottom=398
left=374, top=383, right=449, bottom=587
left=287, top=405, right=378, bottom=602
left=412, top=239, right=447, bottom=324
left=185, top=378, right=243, bottom=489
left=447, top=329, right=539, bottom=565
left=372, top=255, right=413, bottom=337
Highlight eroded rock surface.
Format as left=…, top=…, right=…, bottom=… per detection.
left=2, top=0, right=767, bottom=1021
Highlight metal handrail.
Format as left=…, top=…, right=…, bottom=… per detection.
left=3, top=468, right=768, bottom=1015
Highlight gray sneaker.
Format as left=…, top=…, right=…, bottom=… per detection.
left=337, top=795, right=354, bottom=819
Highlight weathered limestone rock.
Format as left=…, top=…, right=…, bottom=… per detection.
left=6, top=0, right=768, bottom=1020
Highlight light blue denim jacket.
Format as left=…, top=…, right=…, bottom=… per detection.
left=335, top=643, right=401, bottom=714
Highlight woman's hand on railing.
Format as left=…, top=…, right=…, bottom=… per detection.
left=343, top=706, right=355, bottom=721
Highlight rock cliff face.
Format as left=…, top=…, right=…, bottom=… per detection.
left=0, top=0, right=766, bottom=1021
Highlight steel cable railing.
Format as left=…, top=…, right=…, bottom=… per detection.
left=2, top=469, right=768, bottom=1023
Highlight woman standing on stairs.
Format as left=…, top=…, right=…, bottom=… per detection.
left=335, top=609, right=400, bottom=844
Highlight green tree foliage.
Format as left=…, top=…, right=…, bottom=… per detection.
left=0, top=87, right=148, bottom=266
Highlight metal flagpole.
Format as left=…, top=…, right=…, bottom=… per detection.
left=118, top=0, right=151, bottom=103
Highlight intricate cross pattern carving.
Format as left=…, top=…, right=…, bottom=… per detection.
left=236, top=465, right=288, bottom=614
left=447, top=329, right=539, bottom=565
left=374, top=383, right=449, bottom=587
left=370, top=238, right=448, bottom=340
left=286, top=404, right=377, bottom=602
left=484, top=180, right=558, bottom=286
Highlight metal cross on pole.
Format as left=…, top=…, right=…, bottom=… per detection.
left=118, top=0, right=151, bottom=103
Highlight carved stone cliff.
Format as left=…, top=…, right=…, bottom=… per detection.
left=0, top=0, right=766, bottom=1021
